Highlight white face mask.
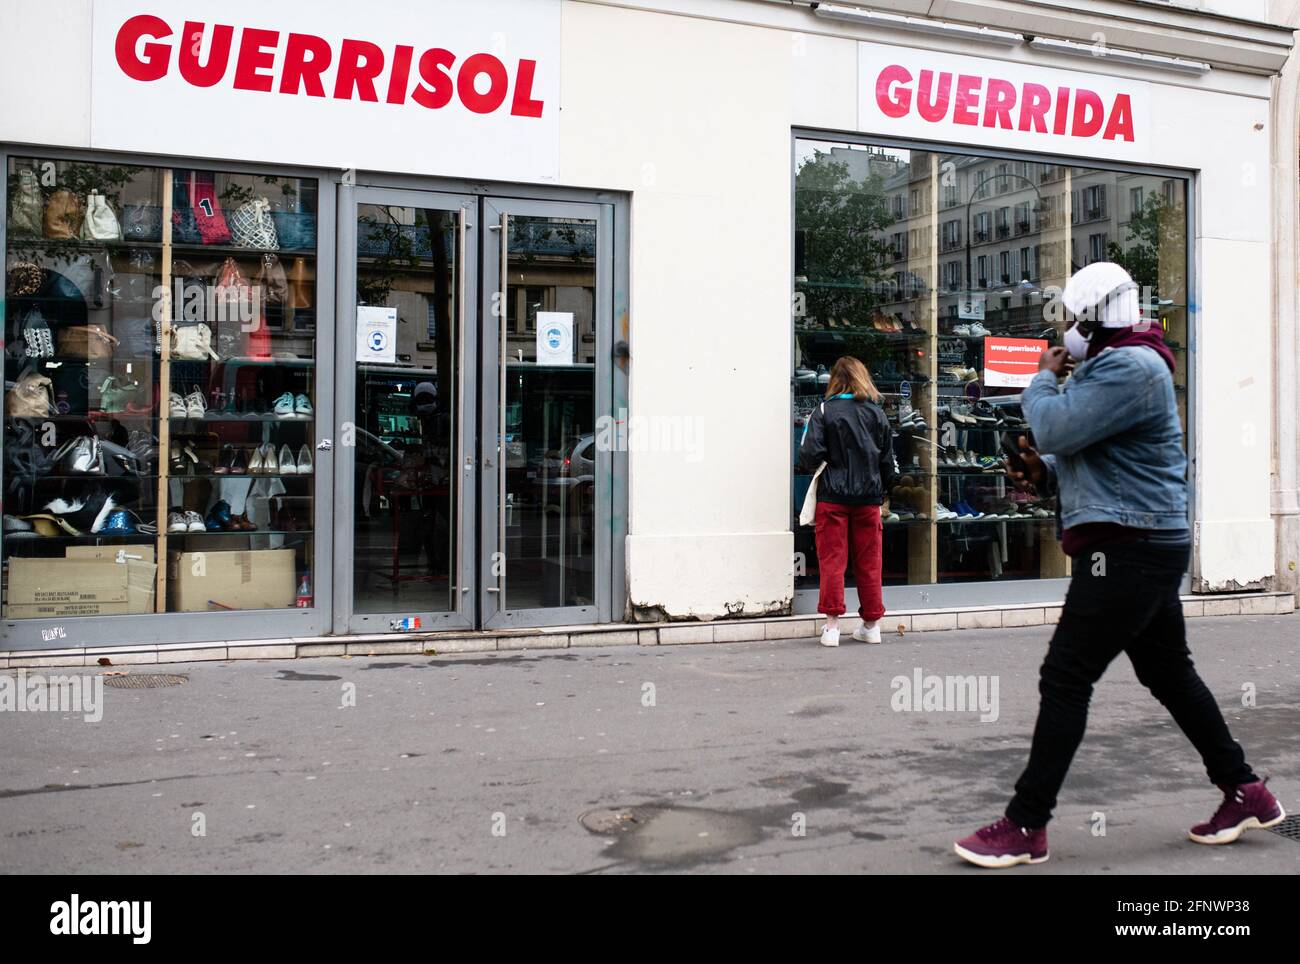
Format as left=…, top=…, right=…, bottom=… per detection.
left=1063, top=323, right=1091, bottom=361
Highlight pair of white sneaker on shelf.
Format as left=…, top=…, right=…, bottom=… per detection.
left=166, top=510, right=206, bottom=533
left=169, top=389, right=205, bottom=418
left=820, top=620, right=881, bottom=647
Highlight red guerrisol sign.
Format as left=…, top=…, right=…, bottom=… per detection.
left=112, top=13, right=545, bottom=117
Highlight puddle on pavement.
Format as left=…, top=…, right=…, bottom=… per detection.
left=581, top=805, right=761, bottom=864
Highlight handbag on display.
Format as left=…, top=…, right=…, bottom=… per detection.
left=7, top=260, right=44, bottom=297
left=15, top=307, right=55, bottom=359
left=229, top=197, right=279, bottom=250
left=122, top=203, right=162, bottom=241
left=57, top=324, right=119, bottom=360
left=4, top=420, right=59, bottom=506
left=97, top=376, right=140, bottom=413
left=58, top=251, right=114, bottom=309
left=10, top=169, right=44, bottom=235
left=6, top=370, right=55, bottom=417
left=223, top=254, right=272, bottom=358
left=172, top=206, right=203, bottom=244
left=171, top=322, right=219, bottom=361
left=258, top=253, right=288, bottom=305
left=270, top=208, right=316, bottom=251
left=51, top=434, right=105, bottom=475
left=121, top=315, right=162, bottom=358
left=170, top=173, right=203, bottom=244
left=213, top=257, right=251, bottom=305
left=186, top=169, right=232, bottom=245
left=79, top=190, right=122, bottom=241
left=43, top=189, right=82, bottom=239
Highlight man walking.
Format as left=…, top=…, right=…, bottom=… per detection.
left=953, top=262, right=1284, bottom=869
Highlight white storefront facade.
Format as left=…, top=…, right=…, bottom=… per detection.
left=0, top=0, right=1295, bottom=660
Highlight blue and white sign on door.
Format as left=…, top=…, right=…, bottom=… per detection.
left=536, top=311, right=573, bottom=365
left=357, top=306, right=397, bottom=364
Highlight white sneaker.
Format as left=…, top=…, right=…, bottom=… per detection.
left=819, top=625, right=840, bottom=647
left=853, top=621, right=882, bottom=644
left=184, top=388, right=206, bottom=418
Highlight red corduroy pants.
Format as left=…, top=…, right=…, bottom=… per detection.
left=814, top=501, right=885, bottom=621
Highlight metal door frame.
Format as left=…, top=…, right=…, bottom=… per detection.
left=479, top=196, right=615, bottom=629
left=334, top=185, right=478, bottom=634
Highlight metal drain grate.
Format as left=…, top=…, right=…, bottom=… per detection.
left=103, top=674, right=188, bottom=689
left=1267, top=814, right=1300, bottom=842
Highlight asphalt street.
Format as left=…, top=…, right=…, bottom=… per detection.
left=2, top=612, right=1297, bottom=874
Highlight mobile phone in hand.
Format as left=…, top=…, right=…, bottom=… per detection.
left=1001, top=432, right=1029, bottom=474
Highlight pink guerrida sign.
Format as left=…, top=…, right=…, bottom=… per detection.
left=857, top=41, right=1150, bottom=161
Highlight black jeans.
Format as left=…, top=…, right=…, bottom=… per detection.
left=1006, top=541, right=1256, bottom=829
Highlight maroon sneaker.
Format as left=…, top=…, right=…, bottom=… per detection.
left=954, top=817, right=1049, bottom=868
left=1189, top=779, right=1286, bottom=845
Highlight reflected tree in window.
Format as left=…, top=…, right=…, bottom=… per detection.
left=795, top=149, right=896, bottom=329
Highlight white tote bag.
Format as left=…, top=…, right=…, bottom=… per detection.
left=798, top=403, right=826, bottom=526
left=80, top=190, right=122, bottom=241
left=799, top=462, right=826, bottom=526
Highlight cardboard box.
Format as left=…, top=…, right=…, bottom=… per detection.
left=168, top=548, right=296, bottom=612
left=63, top=546, right=158, bottom=614
left=5, top=555, right=157, bottom=618
left=65, top=545, right=157, bottom=564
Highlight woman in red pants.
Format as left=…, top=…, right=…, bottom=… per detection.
left=798, top=357, right=898, bottom=647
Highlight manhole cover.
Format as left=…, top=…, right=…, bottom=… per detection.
left=580, top=807, right=651, bottom=834
left=103, top=674, right=188, bottom=689
left=1267, top=814, right=1300, bottom=842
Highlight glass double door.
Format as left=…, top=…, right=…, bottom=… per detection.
left=339, top=188, right=611, bottom=632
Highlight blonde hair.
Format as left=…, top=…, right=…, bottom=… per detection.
left=826, top=356, right=882, bottom=403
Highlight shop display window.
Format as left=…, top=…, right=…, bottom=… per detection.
left=4, top=156, right=318, bottom=617
left=793, top=139, right=1189, bottom=589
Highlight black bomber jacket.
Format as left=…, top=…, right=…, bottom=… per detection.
left=798, top=394, right=898, bottom=505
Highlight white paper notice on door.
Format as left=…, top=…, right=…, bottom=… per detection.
left=356, top=306, right=397, bottom=364
left=536, top=311, right=574, bottom=365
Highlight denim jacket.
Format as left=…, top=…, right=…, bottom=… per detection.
left=1022, top=345, right=1188, bottom=531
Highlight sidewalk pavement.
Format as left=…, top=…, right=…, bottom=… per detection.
left=1, top=612, right=1296, bottom=874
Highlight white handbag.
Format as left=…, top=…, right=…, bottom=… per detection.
left=798, top=403, right=826, bottom=526
left=80, top=190, right=122, bottom=241
left=229, top=197, right=280, bottom=250
left=171, top=322, right=220, bottom=361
